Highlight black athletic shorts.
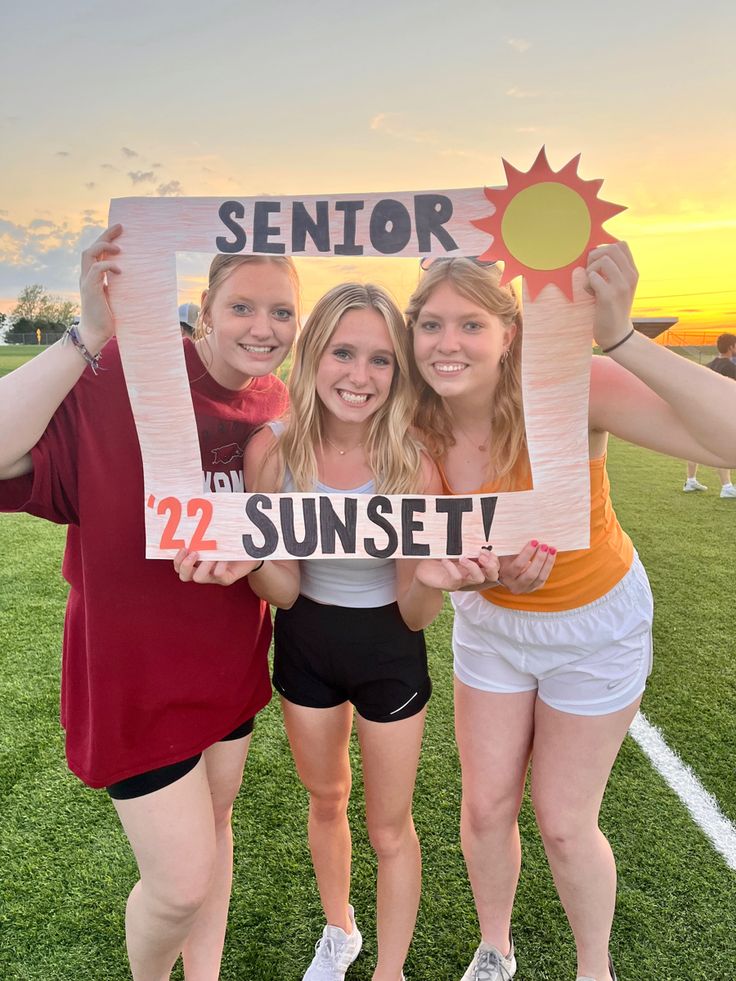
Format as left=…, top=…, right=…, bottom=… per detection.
left=273, top=596, right=431, bottom=723
left=106, top=716, right=255, bottom=800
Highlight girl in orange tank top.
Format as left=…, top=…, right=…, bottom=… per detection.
left=406, top=244, right=736, bottom=981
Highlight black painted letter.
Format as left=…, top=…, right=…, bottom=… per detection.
left=216, top=201, right=247, bottom=253
left=436, top=497, right=474, bottom=555
left=415, top=194, right=457, bottom=253
left=481, top=496, right=498, bottom=540
left=242, top=494, right=278, bottom=557
left=292, top=201, right=330, bottom=252
left=280, top=498, right=318, bottom=557
left=335, top=200, right=365, bottom=255
left=369, top=199, right=412, bottom=254
left=401, top=499, right=430, bottom=556
left=319, top=496, right=357, bottom=555
left=364, top=496, right=398, bottom=558
left=253, top=201, right=285, bottom=254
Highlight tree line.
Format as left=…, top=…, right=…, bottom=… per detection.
left=1, top=285, right=79, bottom=344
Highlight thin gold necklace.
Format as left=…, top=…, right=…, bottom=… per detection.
left=324, top=435, right=364, bottom=456
left=450, top=415, right=492, bottom=453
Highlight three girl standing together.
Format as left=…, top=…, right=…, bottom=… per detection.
left=2, top=226, right=735, bottom=981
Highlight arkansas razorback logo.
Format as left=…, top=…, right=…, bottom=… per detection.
left=211, top=442, right=244, bottom=466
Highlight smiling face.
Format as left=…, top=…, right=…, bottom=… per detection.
left=412, top=280, right=516, bottom=403
left=199, top=260, right=298, bottom=389
left=315, top=307, right=396, bottom=426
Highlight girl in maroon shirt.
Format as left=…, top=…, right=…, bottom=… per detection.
left=0, top=226, right=300, bottom=980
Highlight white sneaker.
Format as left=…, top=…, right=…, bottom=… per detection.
left=720, top=483, right=736, bottom=498
left=460, top=932, right=516, bottom=981
left=303, top=905, right=362, bottom=980
left=683, top=477, right=708, bottom=492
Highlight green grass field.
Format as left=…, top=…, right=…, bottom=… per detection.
left=2, top=445, right=735, bottom=980
left=1, top=351, right=735, bottom=979
left=0, top=344, right=47, bottom=377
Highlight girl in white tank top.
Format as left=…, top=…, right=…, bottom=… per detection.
left=243, top=282, right=500, bottom=981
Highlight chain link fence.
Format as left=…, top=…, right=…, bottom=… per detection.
left=1, top=330, right=67, bottom=346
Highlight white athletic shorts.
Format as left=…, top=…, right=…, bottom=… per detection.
left=452, top=554, right=654, bottom=716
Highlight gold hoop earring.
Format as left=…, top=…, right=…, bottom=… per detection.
left=204, top=322, right=213, bottom=335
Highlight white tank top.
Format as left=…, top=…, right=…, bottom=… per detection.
left=266, top=422, right=397, bottom=608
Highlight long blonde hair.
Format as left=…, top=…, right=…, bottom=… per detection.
left=405, top=259, right=528, bottom=489
left=279, top=283, right=424, bottom=494
left=194, top=253, right=300, bottom=340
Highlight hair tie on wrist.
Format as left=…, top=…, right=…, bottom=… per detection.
left=602, top=327, right=635, bottom=355
left=250, top=560, right=265, bottom=574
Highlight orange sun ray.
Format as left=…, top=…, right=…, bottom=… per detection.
left=471, top=147, right=626, bottom=300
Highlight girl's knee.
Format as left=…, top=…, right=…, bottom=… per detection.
left=140, top=866, right=215, bottom=924
left=533, top=798, right=600, bottom=857
left=307, top=780, right=351, bottom=822
left=462, top=785, right=522, bottom=836
left=137, top=840, right=218, bottom=923
left=367, top=815, right=416, bottom=860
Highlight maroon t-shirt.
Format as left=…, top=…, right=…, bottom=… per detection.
left=0, top=339, right=288, bottom=787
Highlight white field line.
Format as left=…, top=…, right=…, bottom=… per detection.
left=629, top=711, right=736, bottom=871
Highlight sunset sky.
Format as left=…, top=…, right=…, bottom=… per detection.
left=2, top=0, right=735, bottom=338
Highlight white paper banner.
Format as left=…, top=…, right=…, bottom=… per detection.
left=108, top=163, right=603, bottom=559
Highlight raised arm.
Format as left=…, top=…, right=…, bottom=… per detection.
left=0, top=226, right=122, bottom=479
left=587, top=242, right=736, bottom=467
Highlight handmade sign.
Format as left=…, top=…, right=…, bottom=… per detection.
left=107, top=148, right=624, bottom=559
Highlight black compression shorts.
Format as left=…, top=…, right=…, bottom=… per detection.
left=273, top=596, right=431, bottom=723
left=106, top=715, right=255, bottom=800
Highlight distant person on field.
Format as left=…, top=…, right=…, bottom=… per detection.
left=706, top=332, right=736, bottom=379
left=683, top=333, right=736, bottom=498
left=683, top=462, right=735, bottom=498
left=178, top=301, right=199, bottom=338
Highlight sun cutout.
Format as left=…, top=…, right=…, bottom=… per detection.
left=472, top=147, right=625, bottom=300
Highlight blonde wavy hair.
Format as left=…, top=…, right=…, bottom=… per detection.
left=278, top=283, right=424, bottom=495
left=194, top=253, right=300, bottom=341
left=405, top=259, right=529, bottom=490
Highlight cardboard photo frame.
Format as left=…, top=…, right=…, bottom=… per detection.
left=108, top=154, right=611, bottom=560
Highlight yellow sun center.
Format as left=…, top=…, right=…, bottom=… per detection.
left=501, top=182, right=592, bottom=270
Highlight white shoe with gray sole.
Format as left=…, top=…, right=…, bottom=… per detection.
left=460, top=931, right=516, bottom=981
left=302, top=905, right=362, bottom=981
left=683, top=478, right=708, bottom=492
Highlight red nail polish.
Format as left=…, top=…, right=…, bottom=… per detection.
left=540, top=544, right=549, bottom=552
left=549, top=547, right=557, bottom=555
left=531, top=539, right=539, bottom=548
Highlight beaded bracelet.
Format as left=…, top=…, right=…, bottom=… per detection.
left=63, top=324, right=103, bottom=375
left=601, top=327, right=635, bottom=355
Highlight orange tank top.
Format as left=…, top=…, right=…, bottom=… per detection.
left=439, top=455, right=634, bottom=613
